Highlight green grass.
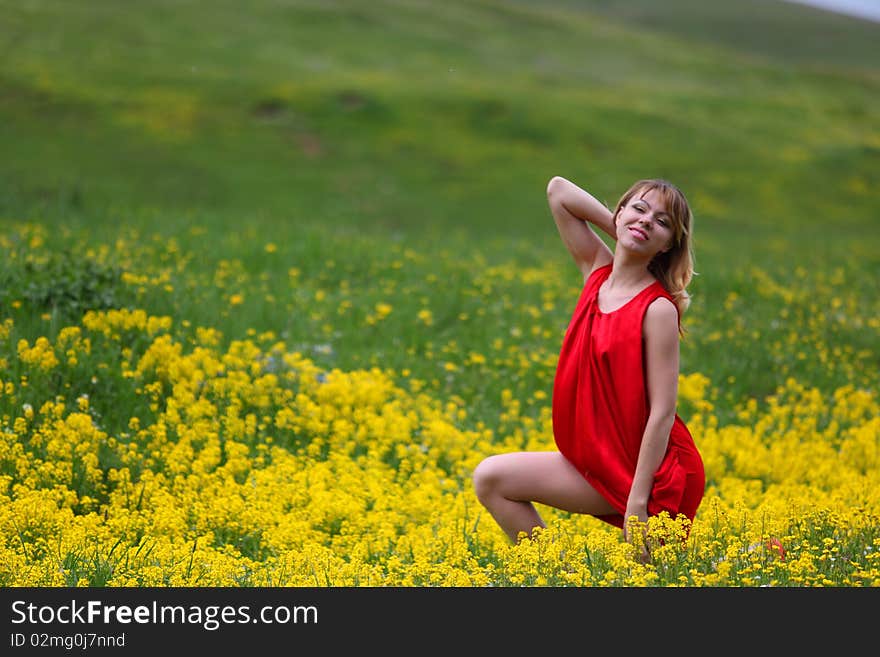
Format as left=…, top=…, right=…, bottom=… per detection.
left=1, top=0, right=878, bottom=419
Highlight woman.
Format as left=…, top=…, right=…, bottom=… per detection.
left=472, top=175, right=705, bottom=549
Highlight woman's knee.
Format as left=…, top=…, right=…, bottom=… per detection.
left=472, top=455, right=504, bottom=502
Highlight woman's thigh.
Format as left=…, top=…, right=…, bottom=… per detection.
left=479, top=451, right=617, bottom=517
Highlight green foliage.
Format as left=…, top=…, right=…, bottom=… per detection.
left=0, top=249, right=124, bottom=322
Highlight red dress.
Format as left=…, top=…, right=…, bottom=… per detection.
left=552, top=264, right=705, bottom=528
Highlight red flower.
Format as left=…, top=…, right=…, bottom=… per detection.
left=766, top=537, right=785, bottom=560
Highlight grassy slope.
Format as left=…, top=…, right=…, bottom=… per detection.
left=1, top=1, right=876, bottom=243
left=0, top=0, right=877, bottom=410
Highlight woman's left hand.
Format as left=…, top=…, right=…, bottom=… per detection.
left=623, top=502, right=649, bottom=562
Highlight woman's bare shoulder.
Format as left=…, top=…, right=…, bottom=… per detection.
left=643, top=296, right=679, bottom=336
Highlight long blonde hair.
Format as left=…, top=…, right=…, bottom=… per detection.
left=613, top=179, right=695, bottom=318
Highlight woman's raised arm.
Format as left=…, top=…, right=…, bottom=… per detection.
left=546, top=176, right=615, bottom=279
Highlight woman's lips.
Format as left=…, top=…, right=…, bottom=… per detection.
left=629, top=226, right=648, bottom=241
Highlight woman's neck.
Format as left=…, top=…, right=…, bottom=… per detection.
left=607, top=253, right=654, bottom=291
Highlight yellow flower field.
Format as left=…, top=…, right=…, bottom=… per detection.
left=1, top=223, right=877, bottom=587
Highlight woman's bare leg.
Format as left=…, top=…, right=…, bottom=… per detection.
left=472, top=451, right=617, bottom=542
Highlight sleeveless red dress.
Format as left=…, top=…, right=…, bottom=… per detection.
left=552, top=264, right=705, bottom=528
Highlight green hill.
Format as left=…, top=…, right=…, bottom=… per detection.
left=1, top=0, right=877, bottom=261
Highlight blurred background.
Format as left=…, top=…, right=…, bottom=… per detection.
left=1, top=0, right=877, bottom=256
left=1, top=1, right=878, bottom=409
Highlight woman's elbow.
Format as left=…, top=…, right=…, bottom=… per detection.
left=547, top=176, right=573, bottom=213
left=546, top=176, right=566, bottom=199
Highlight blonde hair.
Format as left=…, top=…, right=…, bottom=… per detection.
left=613, top=179, right=695, bottom=319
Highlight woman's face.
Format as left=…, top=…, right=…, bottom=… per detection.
left=614, top=188, right=675, bottom=257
